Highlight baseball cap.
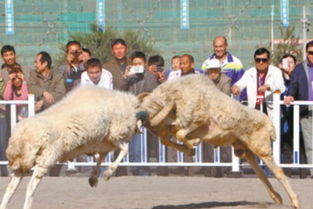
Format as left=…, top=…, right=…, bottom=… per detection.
left=201, top=58, right=221, bottom=70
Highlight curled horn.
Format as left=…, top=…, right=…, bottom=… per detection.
left=149, top=101, right=175, bottom=127
left=137, top=92, right=150, bottom=102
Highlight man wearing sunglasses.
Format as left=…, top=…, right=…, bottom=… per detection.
left=232, top=47, right=285, bottom=119
left=284, top=40, right=313, bottom=177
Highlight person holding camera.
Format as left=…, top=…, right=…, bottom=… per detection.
left=3, top=63, right=29, bottom=121
left=125, top=51, right=159, bottom=95
left=57, top=40, right=85, bottom=92
left=124, top=51, right=159, bottom=176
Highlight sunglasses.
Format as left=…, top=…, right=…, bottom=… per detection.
left=307, top=51, right=313, bottom=55
left=255, top=58, right=268, bottom=63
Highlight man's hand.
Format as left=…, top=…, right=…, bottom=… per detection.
left=157, top=71, right=166, bottom=83
left=284, top=96, right=294, bottom=105
left=43, top=91, right=55, bottom=104
left=35, top=100, right=44, bottom=112
left=123, top=65, right=132, bottom=79
left=231, top=85, right=241, bottom=95
left=258, top=84, right=270, bottom=92
left=67, top=53, right=74, bottom=64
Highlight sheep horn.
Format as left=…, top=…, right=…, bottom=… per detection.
left=149, top=102, right=175, bottom=127
left=137, top=92, right=150, bottom=102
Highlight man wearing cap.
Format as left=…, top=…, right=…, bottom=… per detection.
left=202, top=58, right=232, bottom=177
left=204, top=58, right=231, bottom=95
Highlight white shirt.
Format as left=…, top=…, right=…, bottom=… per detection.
left=81, top=68, right=113, bottom=89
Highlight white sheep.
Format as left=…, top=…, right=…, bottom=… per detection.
left=138, top=74, right=300, bottom=209
left=0, top=86, right=140, bottom=209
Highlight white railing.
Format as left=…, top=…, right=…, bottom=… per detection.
left=272, top=93, right=313, bottom=169
left=0, top=94, right=35, bottom=166
left=0, top=94, right=35, bottom=133
left=1, top=93, right=313, bottom=173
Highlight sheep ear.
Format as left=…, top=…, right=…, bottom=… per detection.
left=137, top=92, right=150, bottom=102
left=149, top=102, right=175, bottom=127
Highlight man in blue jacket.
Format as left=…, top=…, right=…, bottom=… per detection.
left=202, top=36, right=246, bottom=100
left=285, top=40, right=313, bottom=177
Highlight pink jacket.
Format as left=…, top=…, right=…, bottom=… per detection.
left=3, top=81, right=29, bottom=101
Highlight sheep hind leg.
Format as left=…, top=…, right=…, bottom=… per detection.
left=103, top=142, right=128, bottom=181
left=23, top=165, right=48, bottom=209
left=0, top=171, right=23, bottom=209
left=89, top=152, right=107, bottom=187
left=244, top=150, right=283, bottom=205
left=260, top=155, right=300, bottom=209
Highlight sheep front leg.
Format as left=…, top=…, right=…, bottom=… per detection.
left=103, top=142, right=128, bottom=181
left=176, top=123, right=202, bottom=149
left=159, top=137, right=195, bottom=156
left=0, top=171, right=23, bottom=209
left=89, top=152, right=107, bottom=187
left=23, top=165, right=48, bottom=209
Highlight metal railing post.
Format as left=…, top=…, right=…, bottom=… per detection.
left=293, top=105, right=300, bottom=164
left=231, top=147, right=240, bottom=172
left=272, top=92, right=281, bottom=164
left=27, top=94, right=35, bottom=117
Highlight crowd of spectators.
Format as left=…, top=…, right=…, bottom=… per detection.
left=0, top=36, right=312, bottom=178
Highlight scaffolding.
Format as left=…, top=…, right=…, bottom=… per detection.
left=0, top=0, right=312, bottom=69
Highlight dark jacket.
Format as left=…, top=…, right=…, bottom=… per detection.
left=57, top=63, right=85, bottom=92
left=287, top=60, right=310, bottom=115
left=128, top=70, right=159, bottom=95
left=103, top=58, right=130, bottom=91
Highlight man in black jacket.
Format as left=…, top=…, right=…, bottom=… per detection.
left=285, top=40, right=313, bottom=177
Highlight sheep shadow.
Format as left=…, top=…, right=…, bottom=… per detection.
left=151, top=201, right=284, bottom=209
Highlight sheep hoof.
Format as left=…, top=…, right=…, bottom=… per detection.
left=292, top=198, right=300, bottom=209
left=271, top=191, right=283, bottom=204
left=88, top=177, right=98, bottom=187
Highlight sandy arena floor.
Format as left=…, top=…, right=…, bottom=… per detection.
left=0, top=176, right=311, bottom=209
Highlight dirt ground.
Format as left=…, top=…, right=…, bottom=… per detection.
left=0, top=176, right=311, bottom=209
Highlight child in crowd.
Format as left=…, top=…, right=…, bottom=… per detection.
left=171, top=55, right=181, bottom=71
left=3, top=63, right=28, bottom=121
left=167, top=55, right=182, bottom=80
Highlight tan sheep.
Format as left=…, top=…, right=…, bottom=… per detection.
left=0, top=86, right=140, bottom=209
left=138, top=74, right=300, bottom=209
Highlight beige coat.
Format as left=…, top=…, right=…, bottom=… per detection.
left=103, top=58, right=130, bottom=91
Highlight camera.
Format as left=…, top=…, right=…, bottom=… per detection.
left=71, top=50, right=81, bottom=57
left=129, top=65, right=144, bottom=74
